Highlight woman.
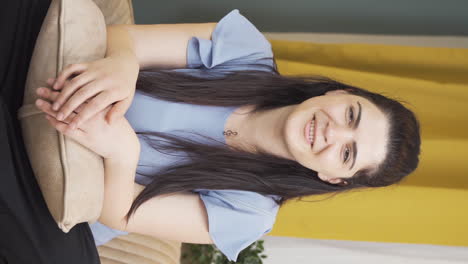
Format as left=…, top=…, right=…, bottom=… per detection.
left=35, top=9, right=421, bottom=262
left=0, top=0, right=100, bottom=263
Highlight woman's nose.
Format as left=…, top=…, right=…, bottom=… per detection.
left=324, top=121, right=354, bottom=144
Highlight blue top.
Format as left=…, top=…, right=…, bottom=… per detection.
left=89, top=9, right=280, bottom=262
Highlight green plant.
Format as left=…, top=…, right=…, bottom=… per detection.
left=181, top=240, right=268, bottom=264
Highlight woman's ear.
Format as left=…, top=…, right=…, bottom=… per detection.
left=328, top=178, right=344, bottom=184
left=317, top=172, right=328, bottom=182
left=318, top=172, right=345, bottom=185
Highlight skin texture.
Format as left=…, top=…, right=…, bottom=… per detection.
left=224, top=90, right=390, bottom=185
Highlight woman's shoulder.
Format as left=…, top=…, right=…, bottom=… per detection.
left=185, top=9, right=275, bottom=72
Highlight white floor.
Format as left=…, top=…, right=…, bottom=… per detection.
left=260, top=235, right=468, bottom=264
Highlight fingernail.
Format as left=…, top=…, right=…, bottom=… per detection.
left=52, top=103, right=59, bottom=111
left=57, top=113, right=63, bottom=120
left=36, top=100, right=43, bottom=106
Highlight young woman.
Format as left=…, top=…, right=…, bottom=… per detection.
left=35, top=9, right=421, bottom=262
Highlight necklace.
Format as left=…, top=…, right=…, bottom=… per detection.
left=223, top=130, right=238, bottom=136
left=223, top=105, right=254, bottom=138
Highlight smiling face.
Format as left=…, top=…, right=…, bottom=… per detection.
left=283, top=90, right=390, bottom=184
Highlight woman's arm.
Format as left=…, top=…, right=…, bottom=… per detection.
left=124, top=186, right=214, bottom=244
left=48, top=22, right=217, bottom=126
left=107, top=22, right=217, bottom=70
left=98, top=150, right=140, bottom=230
left=97, top=151, right=213, bottom=244
left=99, top=159, right=213, bottom=244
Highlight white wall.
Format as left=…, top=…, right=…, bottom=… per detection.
left=260, top=235, right=468, bottom=264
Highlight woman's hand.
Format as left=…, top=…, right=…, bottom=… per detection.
left=42, top=53, right=139, bottom=130
left=35, top=85, right=140, bottom=161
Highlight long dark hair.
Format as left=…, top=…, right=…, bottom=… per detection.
left=124, top=58, right=421, bottom=222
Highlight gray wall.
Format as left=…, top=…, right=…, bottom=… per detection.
left=133, top=0, right=468, bottom=36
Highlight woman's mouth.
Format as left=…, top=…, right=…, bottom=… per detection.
left=304, top=115, right=316, bottom=147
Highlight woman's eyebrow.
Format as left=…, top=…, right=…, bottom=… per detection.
left=353, top=101, right=362, bottom=130
left=350, top=101, right=362, bottom=170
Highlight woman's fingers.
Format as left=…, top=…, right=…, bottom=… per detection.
left=35, top=84, right=91, bottom=122
left=35, top=98, right=77, bottom=124
left=53, top=63, right=87, bottom=90
left=52, top=73, right=94, bottom=111
left=36, top=87, right=60, bottom=101
left=46, top=77, right=55, bottom=87
left=44, top=114, right=86, bottom=140
left=74, top=102, right=86, bottom=113
left=56, top=81, right=104, bottom=122
left=68, top=91, right=112, bottom=129
left=36, top=84, right=88, bottom=109
left=106, top=96, right=132, bottom=124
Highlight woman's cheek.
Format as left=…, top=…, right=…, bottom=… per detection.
left=315, top=149, right=338, bottom=175
left=325, top=106, right=344, bottom=123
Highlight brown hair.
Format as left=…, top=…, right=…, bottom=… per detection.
left=124, top=59, right=421, bottom=222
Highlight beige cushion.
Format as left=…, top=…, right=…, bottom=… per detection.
left=17, top=0, right=107, bottom=232
left=17, top=0, right=183, bottom=262
left=93, top=0, right=135, bottom=25
left=97, top=233, right=182, bottom=264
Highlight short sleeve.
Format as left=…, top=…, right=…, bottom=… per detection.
left=89, top=221, right=129, bottom=246
left=193, top=189, right=280, bottom=262
left=186, top=9, right=274, bottom=70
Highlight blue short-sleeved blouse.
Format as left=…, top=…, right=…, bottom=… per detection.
left=90, top=9, right=280, bottom=262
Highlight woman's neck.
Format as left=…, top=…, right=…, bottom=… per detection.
left=223, top=104, right=294, bottom=160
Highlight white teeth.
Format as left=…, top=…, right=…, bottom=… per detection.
left=308, top=118, right=315, bottom=143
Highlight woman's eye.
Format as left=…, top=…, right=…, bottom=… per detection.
left=348, top=106, right=354, bottom=125
left=343, top=146, right=350, bottom=163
